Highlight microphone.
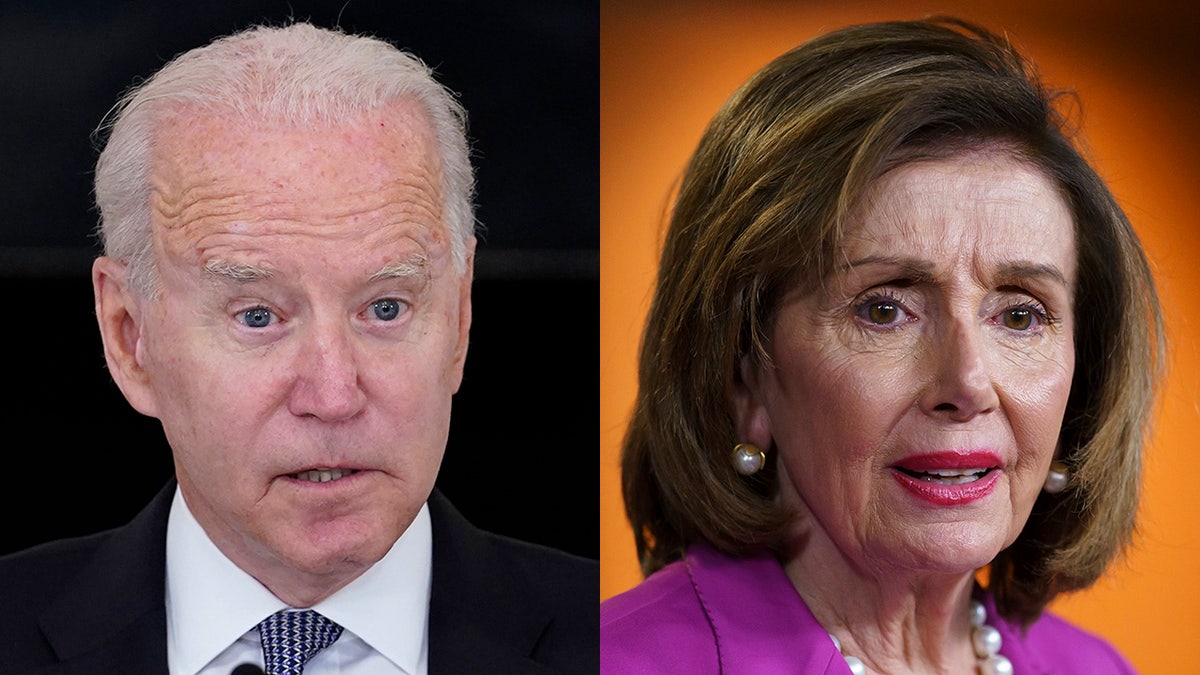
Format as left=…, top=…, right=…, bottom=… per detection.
left=231, top=665, right=264, bottom=675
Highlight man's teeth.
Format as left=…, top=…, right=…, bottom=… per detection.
left=914, top=468, right=988, bottom=485
left=293, top=468, right=357, bottom=482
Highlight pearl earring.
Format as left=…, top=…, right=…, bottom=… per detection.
left=1043, top=460, right=1069, bottom=494
left=732, top=443, right=765, bottom=475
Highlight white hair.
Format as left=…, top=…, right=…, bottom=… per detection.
left=93, top=21, right=477, bottom=296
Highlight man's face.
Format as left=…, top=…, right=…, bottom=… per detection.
left=98, top=100, right=472, bottom=600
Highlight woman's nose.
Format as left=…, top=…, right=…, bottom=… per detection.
left=918, top=317, right=1000, bottom=422
left=286, top=320, right=368, bottom=422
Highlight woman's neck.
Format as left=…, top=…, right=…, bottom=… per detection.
left=779, top=524, right=984, bottom=674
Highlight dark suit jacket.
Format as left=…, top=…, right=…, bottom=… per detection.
left=0, top=480, right=598, bottom=674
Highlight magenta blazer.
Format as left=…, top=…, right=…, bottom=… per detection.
left=601, top=541, right=1137, bottom=673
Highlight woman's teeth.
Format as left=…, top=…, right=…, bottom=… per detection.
left=907, top=468, right=990, bottom=485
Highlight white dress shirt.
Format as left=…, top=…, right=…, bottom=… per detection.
left=165, top=487, right=431, bottom=675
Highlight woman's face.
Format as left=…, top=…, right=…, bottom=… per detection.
left=738, top=150, right=1076, bottom=575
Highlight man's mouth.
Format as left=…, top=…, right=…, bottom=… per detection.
left=291, top=468, right=359, bottom=483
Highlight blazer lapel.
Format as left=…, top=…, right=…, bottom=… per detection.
left=34, top=481, right=174, bottom=673
left=426, top=490, right=556, bottom=675
left=686, top=541, right=847, bottom=673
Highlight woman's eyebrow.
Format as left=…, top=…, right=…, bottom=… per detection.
left=839, top=255, right=1069, bottom=290
left=839, top=255, right=938, bottom=284
left=994, top=261, right=1071, bottom=291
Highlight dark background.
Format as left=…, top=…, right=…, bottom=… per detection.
left=0, top=1, right=597, bottom=562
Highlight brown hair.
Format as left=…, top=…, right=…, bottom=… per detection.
left=621, top=16, right=1164, bottom=624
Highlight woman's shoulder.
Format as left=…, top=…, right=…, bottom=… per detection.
left=601, top=557, right=695, bottom=624
left=1021, top=610, right=1136, bottom=673
left=601, top=557, right=720, bottom=672
left=601, top=543, right=847, bottom=674
left=988, top=596, right=1137, bottom=674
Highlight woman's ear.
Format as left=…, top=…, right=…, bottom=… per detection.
left=92, top=256, right=159, bottom=418
left=732, top=352, right=773, bottom=450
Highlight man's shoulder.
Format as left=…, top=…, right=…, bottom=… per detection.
left=430, top=494, right=598, bottom=607
left=0, top=484, right=173, bottom=672
left=427, top=489, right=597, bottom=589
left=426, top=491, right=598, bottom=672
left=0, top=529, right=115, bottom=605
left=0, top=529, right=118, bottom=666
left=480, top=526, right=598, bottom=593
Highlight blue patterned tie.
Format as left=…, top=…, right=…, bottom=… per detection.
left=258, top=609, right=344, bottom=674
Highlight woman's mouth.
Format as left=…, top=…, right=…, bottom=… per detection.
left=894, top=466, right=994, bottom=485
left=890, top=451, right=1002, bottom=505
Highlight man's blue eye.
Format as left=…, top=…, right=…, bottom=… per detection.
left=242, top=307, right=273, bottom=328
left=372, top=299, right=403, bottom=321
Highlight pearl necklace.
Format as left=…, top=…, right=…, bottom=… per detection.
left=828, top=599, right=1013, bottom=675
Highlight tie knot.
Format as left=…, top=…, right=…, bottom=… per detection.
left=258, top=609, right=344, bottom=675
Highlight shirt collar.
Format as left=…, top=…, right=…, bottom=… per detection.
left=166, top=485, right=432, bottom=675
left=314, top=502, right=432, bottom=673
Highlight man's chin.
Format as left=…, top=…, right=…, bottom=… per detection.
left=256, top=529, right=393, bottom=604
left=284, top=519, right=396, bottom=571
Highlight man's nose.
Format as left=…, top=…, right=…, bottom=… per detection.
left=286, top=320, right=367, bottom=422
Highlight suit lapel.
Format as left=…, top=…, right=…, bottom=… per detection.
left=426, top=490, right=556, bottom=675
left=35, top=481, right=174, bottom=673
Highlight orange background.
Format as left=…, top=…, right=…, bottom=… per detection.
left=600, top=2, right=1200, bottom=672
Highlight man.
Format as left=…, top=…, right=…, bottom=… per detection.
left=0, top=22, right=596, bottom=674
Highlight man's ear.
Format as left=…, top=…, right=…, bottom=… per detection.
left=92, top=257, right=158, bottom=417
left=448, top=236, right=475, bottom=394
left=731, top=352, right=773, bottom=451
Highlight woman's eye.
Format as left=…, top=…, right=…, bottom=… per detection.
left=1000, top=306, right=1042, bottom=331
left=858, top=299, right=907, bottom=326
left=867, top=302, right=899, bottom=325
left=371, top=298, right=405, bottom=321
left=240, top=307, right=275, bottom=328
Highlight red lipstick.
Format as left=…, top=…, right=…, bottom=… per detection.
left=890, top=451, right=1001, bottom=506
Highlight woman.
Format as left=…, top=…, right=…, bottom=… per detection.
left=601, top=17, right=1162, bottom=675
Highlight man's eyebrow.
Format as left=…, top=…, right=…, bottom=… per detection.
left=204, top=259, right=273, bottom=282
left=202, top=254, right=431, bottom=284
left=370, top=254, right=429, bottom=282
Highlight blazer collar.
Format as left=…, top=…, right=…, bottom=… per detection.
left=426, top=489, right=556, bottom=675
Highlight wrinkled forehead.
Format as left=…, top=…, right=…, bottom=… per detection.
left=151, top=98, right=442, bottom=198
left=836, top=150, right=1077, bottom=276
left=145, top=99, right=452, bottom=263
